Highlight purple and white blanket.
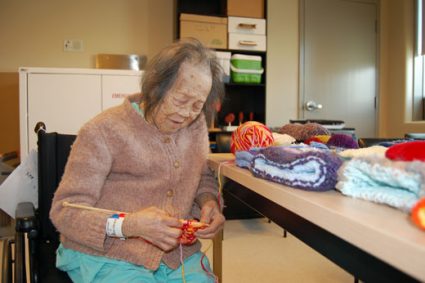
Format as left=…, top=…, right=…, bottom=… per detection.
left=249, top=146, right=343, bottom=191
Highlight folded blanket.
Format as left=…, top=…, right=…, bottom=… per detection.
left=250, top=146, right=343, bottom=191
left=235, top=150, right=257, bottom=169
left=336, top=157, right=425, bottom=212
left=235, top=145, right=310, bottom=169
left=338, top=145, right=387, bottom=159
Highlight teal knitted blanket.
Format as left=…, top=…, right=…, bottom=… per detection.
left=336, top=157, right=425, bottom=212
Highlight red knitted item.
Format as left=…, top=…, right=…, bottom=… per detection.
left=385, top=141, right=425, bottom=162
left=179, top=220, right=208, bottom=245
left=305, top=136, right=323, bottom=145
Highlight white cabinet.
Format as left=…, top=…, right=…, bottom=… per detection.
left=19, top=67, right=142, bottom=159
left=228, top=16, right=266, bottom=51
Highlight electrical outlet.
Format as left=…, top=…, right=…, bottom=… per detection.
left=64, top=39, right=83, bottom=52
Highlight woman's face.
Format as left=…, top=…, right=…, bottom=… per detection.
left=151, top=61, right=212, bottom=134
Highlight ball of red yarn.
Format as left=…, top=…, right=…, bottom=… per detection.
left=386, top=141, right=425, bottom=162
left=230, top=121, right=274, bottom=154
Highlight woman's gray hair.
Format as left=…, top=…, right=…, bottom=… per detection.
left=141, top=38, right=225, bottom=125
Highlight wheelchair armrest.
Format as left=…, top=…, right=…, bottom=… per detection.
left=15, top=202, right=37, bottom=233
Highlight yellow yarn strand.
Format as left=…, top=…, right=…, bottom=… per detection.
left=180, top=243, right=187, bottom=283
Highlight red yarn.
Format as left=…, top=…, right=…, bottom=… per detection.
left=230, top=121, right=274, bottom=154
left=179, top=220, right=208, bottom=245
left=305, top=136, right=322, bottom=145
left=385, top=141, right=425, bottom=162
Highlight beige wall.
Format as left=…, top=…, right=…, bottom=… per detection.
left=0, top=0, right=174, bottom=155
left=266, top=0, right=299, bottom=127
left=0, top=0, right=174, bottom=72
left=378, top=0, right=425, bottom=137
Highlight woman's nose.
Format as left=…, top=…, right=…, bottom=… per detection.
left=177, top=106, right=191, bottom=117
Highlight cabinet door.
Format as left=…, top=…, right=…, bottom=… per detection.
left=27, top=73, right=101, bottom=151
left=101, top=74, right=142, bottom=110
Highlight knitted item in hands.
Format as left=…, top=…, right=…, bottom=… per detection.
left=336, top=157, right=425, bottom=212
left=386, top=141, right=425, bottom=162
left=250, top=146, right=343, bottom=191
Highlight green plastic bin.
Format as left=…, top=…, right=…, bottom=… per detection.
left=230, top=54, right=264, bottom=84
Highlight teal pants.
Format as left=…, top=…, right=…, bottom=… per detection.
left=56, top=244, right=215, bottom=283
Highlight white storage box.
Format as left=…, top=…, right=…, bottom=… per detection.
left=215, top=51, right=231, bottom=83
left=228, top=16, right=266, bottom=35
left=228, top=33, right=266, bottom=51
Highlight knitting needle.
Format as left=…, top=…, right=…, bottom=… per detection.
left=62, top=201, right=209, bottom=228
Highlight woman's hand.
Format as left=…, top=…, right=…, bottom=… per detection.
left=122, top=206, right=182, bottom=251
left=195, top=200, right=225, bottom=239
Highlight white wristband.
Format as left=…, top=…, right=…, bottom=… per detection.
left=106, top=214, right=126, bottom=240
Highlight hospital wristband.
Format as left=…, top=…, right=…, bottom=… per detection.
left=106, top=213, right=126, bottom=240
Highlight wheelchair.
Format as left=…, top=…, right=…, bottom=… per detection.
left=7, top=122, right=75, bottom=283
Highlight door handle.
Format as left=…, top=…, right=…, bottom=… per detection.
left=305, top=101, right=323, bottom=111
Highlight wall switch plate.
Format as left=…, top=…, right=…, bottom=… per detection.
left=64, top=39, right=84, bottom=52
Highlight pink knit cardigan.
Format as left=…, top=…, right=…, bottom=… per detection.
left=50, top=94, right=218, bottom=270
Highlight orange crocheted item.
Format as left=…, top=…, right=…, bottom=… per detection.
left=179, top=220, right=209, bottom=245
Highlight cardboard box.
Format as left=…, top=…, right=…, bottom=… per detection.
left=227, top=0, right=265, bottom=19
left=180, top=14, right=228, bottom=49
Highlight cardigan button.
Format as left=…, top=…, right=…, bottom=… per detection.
left=166, top=190, right=174, bottom=197
left=164, top=137, right=171, bottom=143
left=174, top=161, right=180, bottom=168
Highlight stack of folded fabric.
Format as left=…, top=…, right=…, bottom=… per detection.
left=235, top=149, right=258, bottom=169
left=336, top=156, right=425, bottom=212
left=249, top=146, right=343, bottom=191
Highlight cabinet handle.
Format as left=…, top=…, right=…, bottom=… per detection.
left=238, top=23, right=256, bottom=29
left=239, top=40, right=258, bottom=46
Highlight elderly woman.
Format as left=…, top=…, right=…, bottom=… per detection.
left=50, top=38, right=225, bottom=282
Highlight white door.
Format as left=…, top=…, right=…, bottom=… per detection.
left=301, top=0, right=377, bottom=138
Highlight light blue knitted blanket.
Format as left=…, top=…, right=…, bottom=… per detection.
left=336, top=157, right=425, bottom=212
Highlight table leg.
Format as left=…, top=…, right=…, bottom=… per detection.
left=212, top=229, right=223, bottom=282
